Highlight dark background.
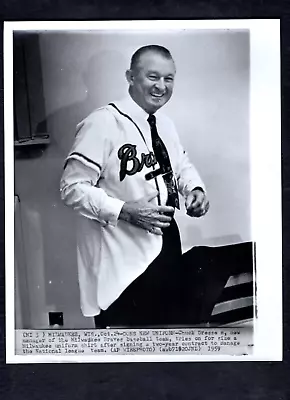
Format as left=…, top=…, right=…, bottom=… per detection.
left=1, top=1, right=289, bottom=399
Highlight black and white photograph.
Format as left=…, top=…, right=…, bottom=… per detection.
left=5, top=20, right=282, bottom=362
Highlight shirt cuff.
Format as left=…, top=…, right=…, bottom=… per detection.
left=183, top=182, right=206, bottom=199
left=192, top=186, right=205, bottom=194
left=99, top=196, right=125, bottom=227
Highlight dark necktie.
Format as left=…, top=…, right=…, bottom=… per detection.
left=147, top=114, right=180, bottom=209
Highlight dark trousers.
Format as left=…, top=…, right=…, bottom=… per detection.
left=94, top=219, right=186, bottom=328
left=94, top=221, right=254, bottom=328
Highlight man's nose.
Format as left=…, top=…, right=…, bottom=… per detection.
left=155, top=78, right=166, bottom=91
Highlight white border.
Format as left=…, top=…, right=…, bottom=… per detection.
left=5, top=19, right=282, bottom=363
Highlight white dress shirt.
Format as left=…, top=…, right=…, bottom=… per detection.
left=60, top=93, right=205, bottom=317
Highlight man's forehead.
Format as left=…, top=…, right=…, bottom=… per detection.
left=136, top=51, right=176, bottom=72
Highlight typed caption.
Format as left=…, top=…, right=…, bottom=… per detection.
left=16, top=327, right=253, bottom=356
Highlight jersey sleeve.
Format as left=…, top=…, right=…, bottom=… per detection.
left=176, top=146, right=206, bottom=198
left=60, top=108, right=124, bottom=227
left=64, top=108, right=115, bottom=172
left=170, top=121, right=206, bottom=199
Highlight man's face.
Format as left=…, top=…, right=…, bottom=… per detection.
left=127, top=51, right=176, bottom=114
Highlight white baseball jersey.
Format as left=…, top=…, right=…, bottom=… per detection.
left=60, top=93, right=205, bottom=317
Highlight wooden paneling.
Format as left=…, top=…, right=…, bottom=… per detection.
left=13, top=34, right=31, bottom=141
left=14, top=32, right=49, bottom=146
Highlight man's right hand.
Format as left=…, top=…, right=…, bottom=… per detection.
left=118, top=192, right=174, bottom=235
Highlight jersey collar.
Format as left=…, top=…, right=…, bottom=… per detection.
left=115, top=91, right=159, bottom=122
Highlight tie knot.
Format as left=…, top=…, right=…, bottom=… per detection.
left=147, top=114, right=156, bottom=127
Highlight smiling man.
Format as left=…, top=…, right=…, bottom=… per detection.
left=127, top=46, right=175, bottom=114
left=60, top=45, right=209, bottom=327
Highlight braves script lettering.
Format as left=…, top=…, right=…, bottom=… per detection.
left=118, top=143, right=157, bottom=181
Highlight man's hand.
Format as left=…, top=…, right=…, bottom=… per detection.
left=185, top=188, right=209, bottom=218
left=119, top=191, right=174, bottom=235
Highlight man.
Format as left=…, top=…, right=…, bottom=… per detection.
left=60, top=45, right=209, bottom=327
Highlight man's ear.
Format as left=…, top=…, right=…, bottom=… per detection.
left=125, top=69, right=134, bottom=85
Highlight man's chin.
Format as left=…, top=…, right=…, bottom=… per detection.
left=146, top=98, right=167, bottom=113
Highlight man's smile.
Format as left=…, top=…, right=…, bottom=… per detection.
left=150, top=92, right=166, bottom=99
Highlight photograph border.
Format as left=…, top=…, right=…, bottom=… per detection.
left=5, top=19, right=282, bottom=363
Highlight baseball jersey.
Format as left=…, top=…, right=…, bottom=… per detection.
left=60, top=93, right=205, bottom=317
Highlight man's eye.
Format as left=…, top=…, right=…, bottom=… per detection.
left=165, top=77, right=174, bottom=82
left=148, top=75, right=158, bottom=80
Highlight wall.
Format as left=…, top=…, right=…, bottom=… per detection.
left=14, top=30, right=250, bottom=328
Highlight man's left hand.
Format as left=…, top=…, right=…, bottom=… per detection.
left=185, top=188, right=209, bottom=218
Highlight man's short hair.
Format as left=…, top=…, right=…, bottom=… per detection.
left=130, top=45, right=173, bottom=71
